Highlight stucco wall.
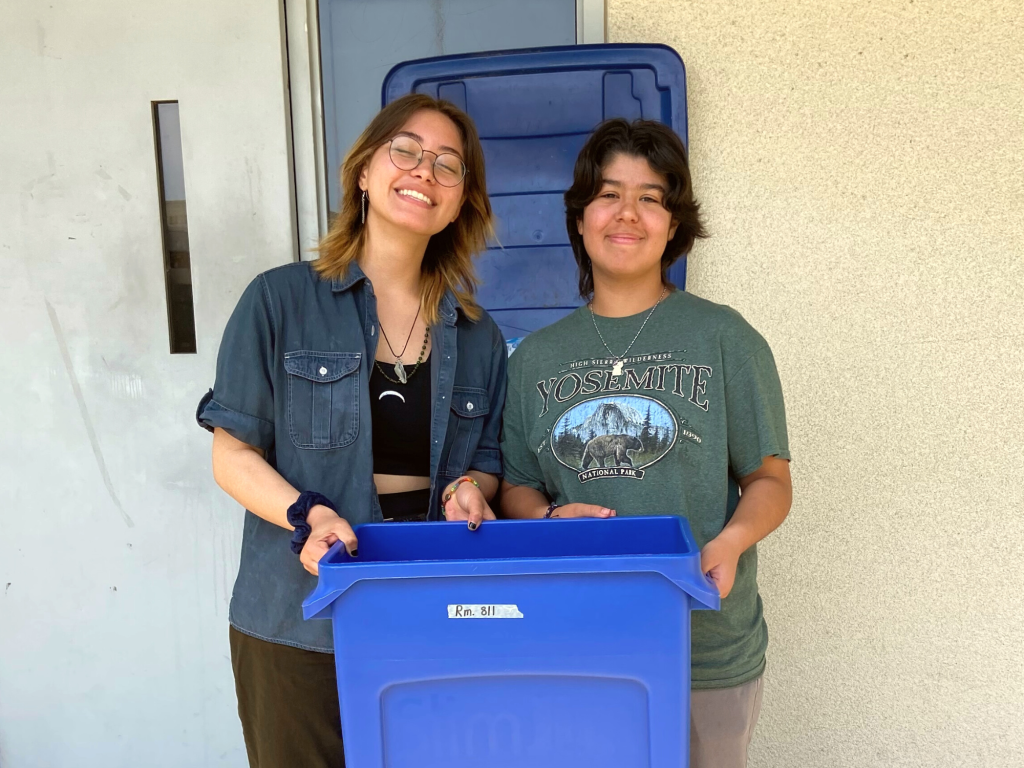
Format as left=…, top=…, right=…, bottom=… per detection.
left=609, top=1, right=1024, bottom=765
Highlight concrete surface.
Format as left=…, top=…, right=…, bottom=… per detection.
left=0, top=1, right=297, bottom=764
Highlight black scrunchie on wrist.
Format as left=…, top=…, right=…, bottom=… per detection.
left=287, top=491, right=337, bottom=555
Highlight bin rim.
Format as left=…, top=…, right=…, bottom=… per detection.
left=302, top=517, right=720, bottom=620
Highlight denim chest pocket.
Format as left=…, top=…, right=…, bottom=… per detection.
left=443, top=386, right=490, bottom=475
left=284, top=351, right=361, bottom=450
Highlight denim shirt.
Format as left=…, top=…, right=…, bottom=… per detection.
left=197, top=261, right=507, bottom=651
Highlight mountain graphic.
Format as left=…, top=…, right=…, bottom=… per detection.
left=575, top=401, right=644, bottom=437
left=551, top=395, right=682, bottom=474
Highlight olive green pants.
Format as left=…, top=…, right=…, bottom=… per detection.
left=229, top=626, right=345, bottom=768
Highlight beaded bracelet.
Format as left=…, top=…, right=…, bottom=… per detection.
left=441, top=476, right=480, bottom=506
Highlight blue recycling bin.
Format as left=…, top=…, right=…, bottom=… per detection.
left=303, top=516, right=719, bottom=767
left=384, top=43, right=691, bottom=342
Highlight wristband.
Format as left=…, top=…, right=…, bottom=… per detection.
left=544, top=502, right=559, bottom=519
left=441, top=476, right=480, bottom=506
left=287, top=491, right=337, bottom=555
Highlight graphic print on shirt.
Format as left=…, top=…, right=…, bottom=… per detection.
left=537, top=353, right=710, bottom=484
left=552, top=395, right=681, bottom=482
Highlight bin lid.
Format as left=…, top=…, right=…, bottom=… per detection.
left=303, top=516, right=720, bottom=620
left=383, top=44, right=690, bottom=342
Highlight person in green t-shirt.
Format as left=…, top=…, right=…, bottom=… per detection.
left=500, top=118, right=793, bottom=768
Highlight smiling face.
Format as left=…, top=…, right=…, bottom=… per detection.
left=577, top=153, right=678, bottom=287
left=359, top=109, right=466, bottom=237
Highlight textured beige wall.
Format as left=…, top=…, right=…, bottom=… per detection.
left=610, top=1, right=1024, bottom=765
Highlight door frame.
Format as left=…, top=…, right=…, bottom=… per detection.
left=283, top=0, right=606, bottom=257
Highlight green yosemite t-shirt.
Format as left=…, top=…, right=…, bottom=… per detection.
left=501, top=289, right=791, bottom=689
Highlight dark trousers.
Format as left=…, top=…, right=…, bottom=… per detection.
left=229, top=626, right=345, bottom=768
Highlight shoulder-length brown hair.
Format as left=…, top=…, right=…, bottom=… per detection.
left=565, top=118, right=707, bottom=299
left=314, top=93, right=492, bottom=324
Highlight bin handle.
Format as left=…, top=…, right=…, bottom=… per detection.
left=687, top=572, right=721, bottom=611
left=301, top=542, right=349, bottom=620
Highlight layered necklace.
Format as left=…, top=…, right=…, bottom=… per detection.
left=376, top=304, right=429, bottom=384
left=589, top=287, right=668, bottom=377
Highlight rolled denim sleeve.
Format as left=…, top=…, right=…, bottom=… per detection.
left=196, top=274, right=276, bottom=451
left=467, top=325, right=508, bottom=477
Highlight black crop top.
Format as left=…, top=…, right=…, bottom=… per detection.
left=368, top=357, right=431, bottom=476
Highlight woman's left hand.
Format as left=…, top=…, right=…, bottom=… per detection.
left=443, top=479, right=496, bottom=530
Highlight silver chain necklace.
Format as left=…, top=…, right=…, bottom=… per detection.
left=589, top=287, right=668, bottom=377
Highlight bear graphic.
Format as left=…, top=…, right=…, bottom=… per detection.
left=581, top=434, right=643, bottom=469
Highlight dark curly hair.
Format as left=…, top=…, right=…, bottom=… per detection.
left=565, top=118, right=706, bottom=298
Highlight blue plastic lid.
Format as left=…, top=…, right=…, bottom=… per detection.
left=383, top=44, right=690, bottom=341
left=303, top=516, right=720, bottom=620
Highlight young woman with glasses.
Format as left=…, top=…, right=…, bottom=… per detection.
left=197, top=94, right=506, bottom=767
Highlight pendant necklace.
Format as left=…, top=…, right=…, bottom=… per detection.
left=379, top=305, right=427, bottom=384
left=589, top=287, right=668, bottom=377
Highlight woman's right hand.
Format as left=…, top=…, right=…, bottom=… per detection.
left=548, top=503, right=616, bottom=519
left=300, top=505, right=358, bottom=576
left=444, top=479, right=497, bottom=530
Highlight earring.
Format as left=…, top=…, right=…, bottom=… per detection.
left=361, top=190, right=367, bottom=224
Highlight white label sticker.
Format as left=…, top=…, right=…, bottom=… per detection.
left=447, top=604, right=524, bottom=619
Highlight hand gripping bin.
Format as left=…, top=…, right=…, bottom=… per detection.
left=383, top=44, right=692, bottom=342
left=303, top=516, right=720, bottom=768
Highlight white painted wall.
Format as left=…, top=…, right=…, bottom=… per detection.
left=0, top=1, right=296, bottom=765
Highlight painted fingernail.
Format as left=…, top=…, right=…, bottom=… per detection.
left=349, top=548, right=358, bottom=558
left=468, top=521, right=478, bottom=531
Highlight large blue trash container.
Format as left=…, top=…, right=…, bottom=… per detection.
left=383, top=44, right=691, bottom=343
left=303, top=516, right=719, bottom=767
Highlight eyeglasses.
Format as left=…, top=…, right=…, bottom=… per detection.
left=388, top=135, right=467, bottom=187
